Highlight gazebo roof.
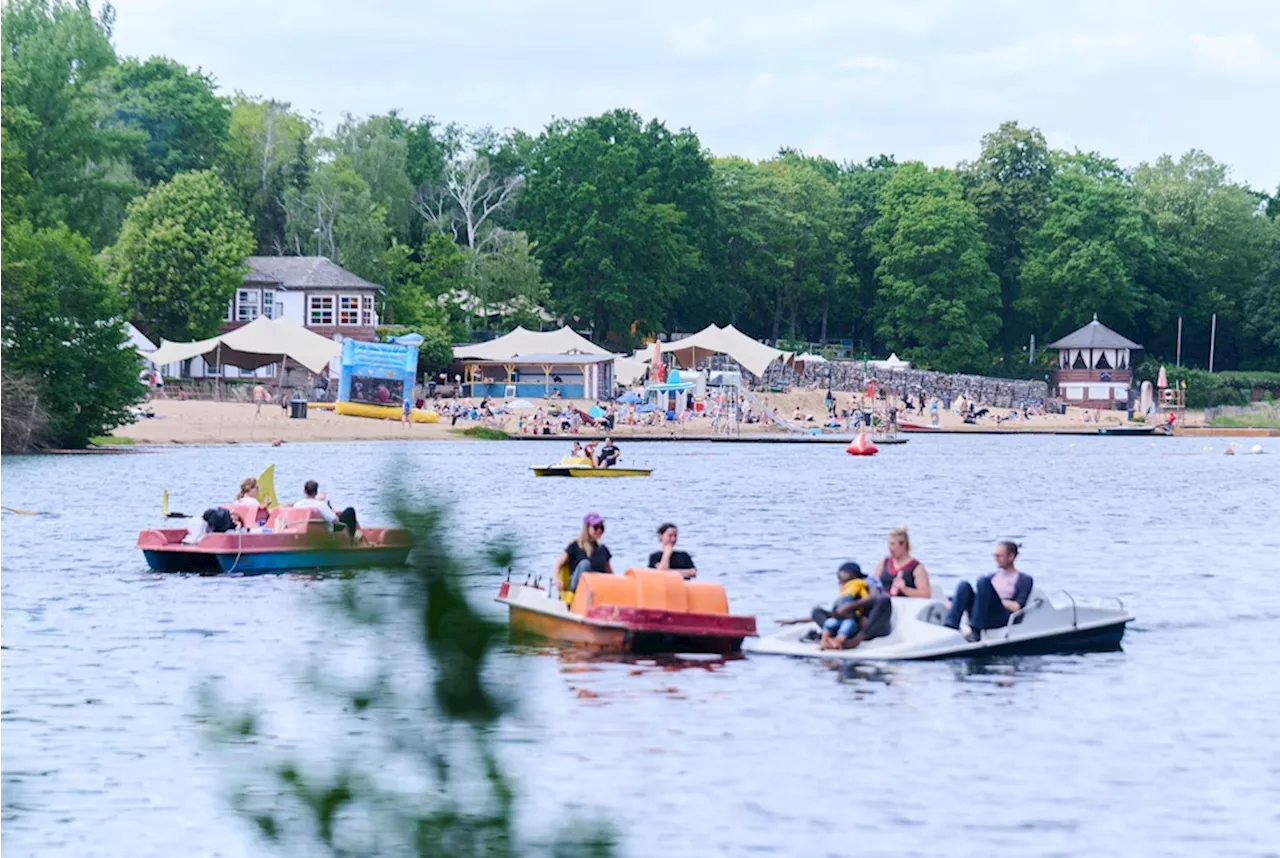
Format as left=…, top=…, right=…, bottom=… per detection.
left=1047, top=314, right=1142, bottom=350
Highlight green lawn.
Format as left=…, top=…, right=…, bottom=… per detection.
left=448, top=426, right=510, bottom=440
left=89, top=435, right=136, bottom=445
left=1207, top=414, right=1280, bottom=428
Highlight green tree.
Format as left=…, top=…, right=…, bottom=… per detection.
left=710, top=155, right=848, bottom=344
left=1241, top=219, right=1280, bottom=370
left=836, top=155, right=899, bottom=354
left=469, top=230, right=551, bottom=328
left=870, top=163, right=1001, bottom=372
left=1133, top=150, right=1274, bottom=369
left=220, top=96, right=313, bottom=253
left=1018, top=152, right=1159, bottom=339
left=283, top=155, right=389, bottom=280
left=960, top=121, right=1052, bottom=358
left=1, top=220, right=140, bottom=449
left=109, top=169, right=255, bottom=340
left=379, top=233, right=469, bottom=329
left=202, top=495, right=617, bottom=856
left=1, top=0, right=140, bottom=248
left=110, top=56, right=231, bottom=185
left=330, top=112, right=417, bottom=243
left=518, top=109, right=713, bottom=345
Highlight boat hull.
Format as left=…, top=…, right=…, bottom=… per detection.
left=499, top=581, right=753, bottom=653
left=138, top=527, right=412, bottom=574
left=531, top=467, right=652, bottom=478
left=750, top=594, right=1132, bottom=661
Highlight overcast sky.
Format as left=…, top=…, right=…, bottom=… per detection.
left=107, top=0, right=1278, bottom=190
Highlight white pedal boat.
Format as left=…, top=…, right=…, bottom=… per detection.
left=749, top=592, right=1133, bottom=661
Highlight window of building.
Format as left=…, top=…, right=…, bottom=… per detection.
left=237, top=289, right=259, bottom=321
left=262, top=291, right=275, bottom=320
left=309, top=294, right=334, bottom=326
left=1095, top=351, right=1111, bottom=370
left=361, top=294, right=375, bottom=326
left=339, top=294, right=360, bottom=326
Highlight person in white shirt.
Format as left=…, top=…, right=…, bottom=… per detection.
left=294, top=480, right=361, bottom=541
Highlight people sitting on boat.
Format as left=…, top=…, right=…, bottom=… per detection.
left=776, top=561, right=892, bottom=649
left=595, top=437, right=621, bottom=468
left=570, top=441, right=583, bottom=458
left=943, top=541, right=1034, bottom=641
left=648, top=523, right=697, bottom=578
left=821, top=562, right=872, bottom=649
left=294, top=480, right=362, bottom=543
left=875, top=526, right=933, bottom=598
left=231, top=477, right=269, bottom=527
left=553, top=512, right=614, bottom=594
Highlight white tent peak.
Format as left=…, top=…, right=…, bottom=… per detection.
left=453, top=326, right=611, bottom=360
left=661, top=324, right=791, bottom=378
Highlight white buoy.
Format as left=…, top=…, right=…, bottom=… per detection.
left=1251, top=444, right=1264, bottom=455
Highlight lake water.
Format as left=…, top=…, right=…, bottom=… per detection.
left=3, top=436, right=1279, bottom=857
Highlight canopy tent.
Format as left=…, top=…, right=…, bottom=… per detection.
left=146, top=316, right=342, bottom=375
left=662, top=324, right=793, bottom=378
left=794, top=352, right=828, bottom=372
left=453, top=325, right=610, bottom=361
left=613, top=347, right=652, bottom=386
left=867, top=352, right=912, bottom=371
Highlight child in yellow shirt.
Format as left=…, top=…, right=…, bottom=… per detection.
left=821, top=562, right=872, bottom=649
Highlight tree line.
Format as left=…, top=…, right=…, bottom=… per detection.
left=3, top=1, right=1278, bottom=445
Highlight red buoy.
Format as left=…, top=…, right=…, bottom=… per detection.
left=846, top=431, right=879, bottom=456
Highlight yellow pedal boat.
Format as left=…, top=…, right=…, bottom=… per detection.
left=532, top=465, right=652, bottom=478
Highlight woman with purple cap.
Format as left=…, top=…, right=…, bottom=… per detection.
left=553, top=512, right=614, bottom=594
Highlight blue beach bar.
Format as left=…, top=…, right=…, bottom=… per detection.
left=463, top=353, right=617, bottom=400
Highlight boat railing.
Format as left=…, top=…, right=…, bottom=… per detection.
left=1045, top=590, right=1079, bottom=628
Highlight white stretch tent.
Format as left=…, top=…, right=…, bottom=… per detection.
left=867, top=352, right=912, bottom=371
left=147, top=315, right=342, bottom=374
left=613, top=348, right=652, bottom=386
left=453, top=325, right=610, bottom=360
left=662, top=324, right=793, bottom=378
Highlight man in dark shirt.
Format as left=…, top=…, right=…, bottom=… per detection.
left=595, top=436, right=621, bottom=468
left=648, top=523, right=697, bottom=578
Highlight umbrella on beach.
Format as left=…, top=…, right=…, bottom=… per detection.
left=618, top=391, right=644, bottom=404
left=588, top=406, right=606, bottom=418
left=507, top=399, right=536, bottom=410
left=1157, top=366, right=1168, bottom=389
left=636, top=404, right=656, bottom=414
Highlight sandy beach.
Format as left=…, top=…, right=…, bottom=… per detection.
left=112, top=392, right=1169, bottom=446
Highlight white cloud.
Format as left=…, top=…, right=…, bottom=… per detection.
left=104, top=0, right=1280, bottom=189
left=837, top=56, right=909, bottom=73
left=1189, top=32, right=1277, bottom=75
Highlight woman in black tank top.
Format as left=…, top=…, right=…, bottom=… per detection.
left=875, top=526, right=932, bottom=598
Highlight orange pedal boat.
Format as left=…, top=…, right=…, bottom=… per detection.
left=496, top=568, right=757, bottom=654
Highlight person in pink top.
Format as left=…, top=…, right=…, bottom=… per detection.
left=943, top=541, right=1035, bottom=641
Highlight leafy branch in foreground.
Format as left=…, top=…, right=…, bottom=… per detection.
left=200, top=497, right=616, bottom=857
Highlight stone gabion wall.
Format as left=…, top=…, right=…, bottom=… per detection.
left=763, top=359, right=1050, bottom=408
left=670, top=354, right=1049, bottom=408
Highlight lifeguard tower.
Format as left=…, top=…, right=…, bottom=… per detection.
left=1048, top=315, right=1141, bottom=411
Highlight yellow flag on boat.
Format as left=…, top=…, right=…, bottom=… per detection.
left=257, top=464, right=279, bottom=509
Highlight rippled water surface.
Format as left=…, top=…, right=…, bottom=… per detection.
left=4, top=436, right=1280, bottom=857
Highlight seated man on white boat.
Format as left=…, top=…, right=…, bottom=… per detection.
left=943, top=541, right=1034, bottom=641
left=294, top=480, right=362, bottom=543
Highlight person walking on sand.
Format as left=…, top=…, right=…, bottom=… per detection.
left=253, top=383, right=268, bottom=416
